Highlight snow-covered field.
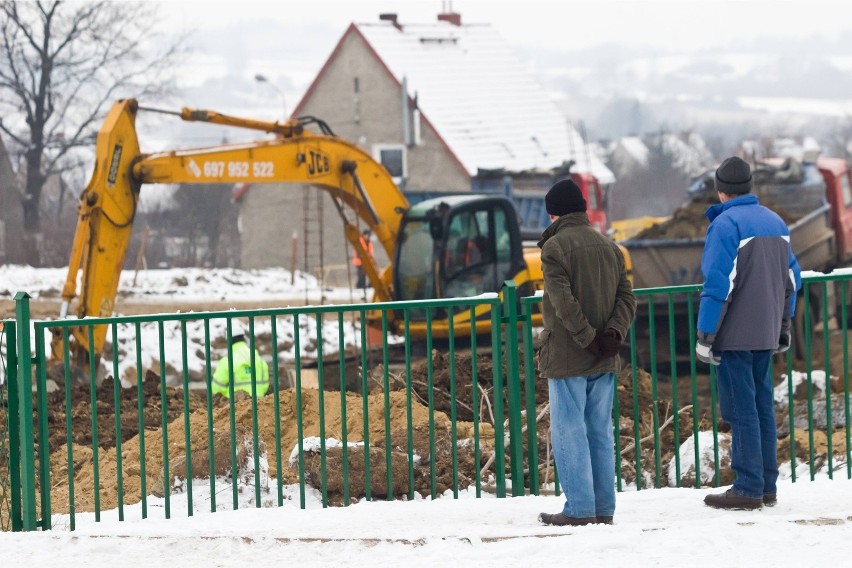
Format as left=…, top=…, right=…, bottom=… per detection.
left=0, top=265, right=364, bottom=304
left=0, top=265, right=387, bottom=386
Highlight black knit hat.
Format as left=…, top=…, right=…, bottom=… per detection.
left=715, top=157, right=753, bottom=194
left=545, top=178, right=586, bottom=216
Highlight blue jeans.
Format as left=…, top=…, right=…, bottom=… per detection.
left=716, top=350, right=778, bottom=499
left=548, top=373, right=616, bottom=518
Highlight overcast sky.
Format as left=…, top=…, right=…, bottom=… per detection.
left=140, top=0, right=852, bottom=149
left=160, top=0, right=852, bottom=54
left=154, top=0, right=852, bottom=106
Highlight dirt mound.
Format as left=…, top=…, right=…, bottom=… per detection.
left=631, top=193, right=716, bottom=240
left=402, top=349, right=713, bottom=489
left=39, top=379, right=494, bottom=514
left=404, top=348, right=543, bottom=423
left=39, top=370, right=212, bottom=454
left=9, top=347, right=801, bottom=519
left=631, top=190, right=797, bottom=241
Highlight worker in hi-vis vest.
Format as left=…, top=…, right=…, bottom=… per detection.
left=212, top=321, right=270, bottom=398
left=352, top=228, right=375, bottom=290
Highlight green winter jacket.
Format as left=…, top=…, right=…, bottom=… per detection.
left=212, top=341, right=270, bottom=398
left=537, top=212, right=636, bottom=378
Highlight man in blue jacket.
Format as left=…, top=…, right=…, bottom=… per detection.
left=696, top=156, right=801, bottom=510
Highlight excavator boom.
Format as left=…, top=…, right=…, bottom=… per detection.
left=57, top=98, right=408, bottom=362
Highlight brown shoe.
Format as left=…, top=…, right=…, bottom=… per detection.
left=538, top=512, right=597, bottom=526
left=704, top=489, right=762, bottom=510
left=763, top=493, right=777, bottom=507
left=596, top=516, right=614, bottom=525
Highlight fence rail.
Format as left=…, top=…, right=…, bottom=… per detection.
left=1, top=273, right=850, bottom=532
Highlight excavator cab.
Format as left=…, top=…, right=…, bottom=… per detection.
left=394, top=195, right=526, bottom=322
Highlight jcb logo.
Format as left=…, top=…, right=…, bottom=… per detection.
left=306, top=149, right=330, bottom=178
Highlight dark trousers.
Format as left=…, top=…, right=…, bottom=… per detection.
left=355, top=266, right=366, bottom=289
left=716, top=350, right=778, bottom=498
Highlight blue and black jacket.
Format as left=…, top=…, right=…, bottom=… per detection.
left=697, top=194, right=802, bottom=351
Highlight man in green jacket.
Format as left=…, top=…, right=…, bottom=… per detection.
left=536, top=178, right=636, bottom=527
left=212, top=325, right=270, bottom=399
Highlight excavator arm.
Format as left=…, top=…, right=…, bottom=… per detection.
left=56, top=98, right=408, bottom=365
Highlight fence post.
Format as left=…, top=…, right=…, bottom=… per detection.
left=5, top=321, right=23, bottom=531
left=501, top=281, right=525, bottom=496
left=13, top=292, right=37, bottom=531
left=490, top=298, right=506, bottom=497
left=521, top=297, right=540, bottom=495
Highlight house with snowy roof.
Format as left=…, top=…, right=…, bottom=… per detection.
left=609, top=136, right=650, bottom=177
left=291, top=10, right=612, bottom=190
left=237, top=10, right=611, bottom=274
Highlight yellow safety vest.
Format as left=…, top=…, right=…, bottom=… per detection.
left=211, top=341, right=270, bottom=398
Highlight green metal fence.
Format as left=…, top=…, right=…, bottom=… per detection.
left=3, top=291, right=521, bottom=531
left=1, top=319, right=21, bottom=531
left=2, top=272, right=851, bottom=532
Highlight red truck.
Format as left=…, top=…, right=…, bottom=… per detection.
left=620, top=155, right=852, bottom=363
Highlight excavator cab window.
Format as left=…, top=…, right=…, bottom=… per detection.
left=394, top=197, right=523, bottom=320
left=396, top=219, right=437, bottom=302
left=441, top=202, right=519, bottom=304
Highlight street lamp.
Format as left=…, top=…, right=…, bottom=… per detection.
left=254, top=73, right=288, bottom=118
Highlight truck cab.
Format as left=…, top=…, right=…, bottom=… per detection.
left=573, top=172, right=607, bottom=234
left=818, top=157, right=852, bottom=266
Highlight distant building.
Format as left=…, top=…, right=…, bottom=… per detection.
left=609, top=137, right=650, bottom=177
left=236, top=10, right=612, bottom=275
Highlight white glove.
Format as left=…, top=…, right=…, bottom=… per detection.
left=695, top=341, right=721, bottom=366
left=775, top=330, right=791, bottom=354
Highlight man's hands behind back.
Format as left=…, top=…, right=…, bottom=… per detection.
left=585, top=328, right=623, bottom=359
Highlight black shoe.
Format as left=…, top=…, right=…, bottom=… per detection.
left=763, top=493, right=777, bottom=507
left=596, top=516, right=614, bottom=525
left=538, top=512, right=597, bottom=526
left=704, top=489, right=762, bottom=510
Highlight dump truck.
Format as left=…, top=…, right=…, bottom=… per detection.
left=620, top=155, right=852, bottom=363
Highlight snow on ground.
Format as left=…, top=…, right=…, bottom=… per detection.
left=0, top=264, right=365, bottom=303
left=776, top=369, right=832, bottom=405
left=0, top=266, right=394, bottom=386
left=1, top=476, right=850, bottom=567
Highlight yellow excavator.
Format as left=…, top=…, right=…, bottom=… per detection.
left=54, top=98, right=549, bottom=369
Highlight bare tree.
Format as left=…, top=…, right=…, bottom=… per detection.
left=171, top=183, right=240, bottom=267
left=0, top=0, right=182, bottom=262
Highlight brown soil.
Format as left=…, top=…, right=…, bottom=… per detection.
left=631, top=191, right=797, bottom=241
left=632, top=192, right=717, bottom=240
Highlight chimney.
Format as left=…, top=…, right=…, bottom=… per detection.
left=379, top=13, right=402, bottom=31
left=437, top=12, right=462, bottom=26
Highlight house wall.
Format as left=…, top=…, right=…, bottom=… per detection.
left=238, top=184, right=388, bottom=286
left=295, top=30, right=469, bottom=192
left=239, top=29, right=469, bottom=274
